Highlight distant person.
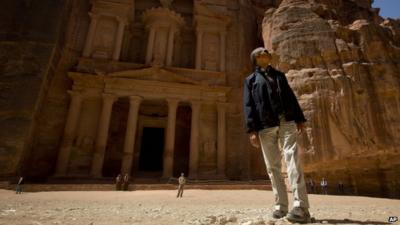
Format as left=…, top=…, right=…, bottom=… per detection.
left=309, top=179, right=315, bottom=194
left=320, top=178, right=328, bottom=195
left=176, top=173, right=186, bottom=198
left=115, top=174, right=122, bottom=191
left=338, top=181, right=344, bottom=194
left=123, top=174, right=130, bottom=191
left=16, top=176, right=24, bottom=194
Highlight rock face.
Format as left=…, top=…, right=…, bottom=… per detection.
left=262, top=0, right=400, bottom=197
left=0, top=0, right=69, bottom=177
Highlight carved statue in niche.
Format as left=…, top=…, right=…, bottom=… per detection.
left=152, top=29, right=168, bottom=66
left=202, top=138, right=217, bottom=163
left=202, top=33, right=219, bottom=71
left=92, top=18, right=117, bottom=59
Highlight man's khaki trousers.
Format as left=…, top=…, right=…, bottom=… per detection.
left=258, top=114, right=309, bottom=212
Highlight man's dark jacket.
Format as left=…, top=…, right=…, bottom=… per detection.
left=243, top=65, right=307, bottom=133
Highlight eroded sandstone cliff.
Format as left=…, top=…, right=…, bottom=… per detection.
left=262, top=0, right=400, bottom=197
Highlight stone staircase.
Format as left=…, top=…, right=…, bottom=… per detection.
left=1, top=179, right=272, bottom=192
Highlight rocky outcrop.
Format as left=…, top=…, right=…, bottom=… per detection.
left=262, top=0, right=400, bottom=197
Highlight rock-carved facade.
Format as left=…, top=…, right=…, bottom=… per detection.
left=52, top=0, right=236, bottom=180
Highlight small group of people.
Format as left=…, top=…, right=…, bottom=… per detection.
left=307, top=178, right=345, bottom=195
left=115, top=173, right=130, bottom=191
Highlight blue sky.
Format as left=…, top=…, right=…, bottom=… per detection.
left=372, top=0, right=400, bottom=19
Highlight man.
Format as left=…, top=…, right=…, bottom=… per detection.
left=176, top=173, right=186, bottom=198
left=115, top=174, right=122, bottom=191
left=123, top=173, right=130, bottom=191
left=309, top=178, right=315, bottom=194
left=16, top=176, right=24, bottom=194
left=243, top=47, right=311, bottom=223
left=321, top=178, right=328, bottom=195
left=337, top=180, right=344, bottom=194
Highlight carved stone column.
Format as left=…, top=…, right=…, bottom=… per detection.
left=90, top=94, right=118, bottom=177
left=162, top=98, right=180, bottom=179
left=195, top=30, right=204, bottom=70
left=83, top=13, right=99, bottom=57
left=113, top=18, right=127, bottom=61
left=189, top=100, right=202, bottom=179
left=121, top=96, right=143, bottom=176
left=217, top=102, right=228, bottom=178
left=166, top=27, right=177, bottom=66
left=55, top=91, right=84, bottom=176
left=219, top=31, right=227, bottom=72
left=145, top=27, right=156, bottom=65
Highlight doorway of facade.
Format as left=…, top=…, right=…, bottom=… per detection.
left=138, top=127, right=165, bottom=175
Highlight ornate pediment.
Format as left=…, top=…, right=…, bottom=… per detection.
left=108, top=66, right=201, bottom=85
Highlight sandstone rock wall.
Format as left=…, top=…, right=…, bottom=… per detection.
left=0, top=0, right=68, bottom=177
left=262, top=0, right=400, bottom=197
left=23, top=0, right=92, bottom=179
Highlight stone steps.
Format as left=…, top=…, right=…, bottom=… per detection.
left=2, top=181, right=272, bottom=192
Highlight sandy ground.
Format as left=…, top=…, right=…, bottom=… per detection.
left=0, top=189, right=399, bottom=225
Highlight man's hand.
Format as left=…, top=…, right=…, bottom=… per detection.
left=296, top=122, right=305, bottom=133
left=249, top=132, right=260, bottom=148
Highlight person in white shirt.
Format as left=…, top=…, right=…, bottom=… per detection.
left=176, top=173, right=186, bottom=198
left=320, top=178, right=328, bottom=195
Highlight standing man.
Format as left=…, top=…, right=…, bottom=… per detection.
left=243, top=47, right=311, bottom=223
left=176, top=173, right=186, bottom=198
left=309, top=178, right=315, bottom=194
left=321, top=178, right=328, bottom=195
left=115, top=174, right=122, bottom=191
left=337, top=180, right=344, bottom=194
left=16, top=176, right=24, bottom=194
left=123, top=173, right=130, bottom=191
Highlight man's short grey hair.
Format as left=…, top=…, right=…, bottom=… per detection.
left=250, top=47, right=270, bottom=66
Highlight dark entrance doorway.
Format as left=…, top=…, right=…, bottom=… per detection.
left=138, top=127, right=165, bottom=172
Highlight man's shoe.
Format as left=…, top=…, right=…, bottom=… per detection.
left=272, top=209, right=287, bottom=219
left=286, top=207, right=311, bottom=224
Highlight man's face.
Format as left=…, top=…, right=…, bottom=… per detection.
left=255, top=52, right=271, bottom=67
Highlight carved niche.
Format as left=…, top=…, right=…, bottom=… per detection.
left=193, top=1, right=230, bottom=72
left=83, top=0, right=133, bottom=60
left=142, top=1, right=185, bottom=67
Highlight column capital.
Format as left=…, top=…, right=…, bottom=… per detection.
left=116, top=16, right=128, bottom=25
left=217, top=102, right=230, bottom=110
left=102, top=93, right=118, bottom=102
left=169, top=26, right=178, bottom=33
left=190, top=99, right=203, bottom=105
left=166, top=98, right=180, bottom=106
left=88, top=12, right=100, bottom=20
left=128, top=95, right=143, bottom=104
left=67, top=90, right=83, bottom=99
left=196, top=29, right=204, bottom=35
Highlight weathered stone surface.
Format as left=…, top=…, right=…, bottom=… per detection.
left=262, top=0, right=400, bottom=197
left=0, top=0, right=67, bottom=177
